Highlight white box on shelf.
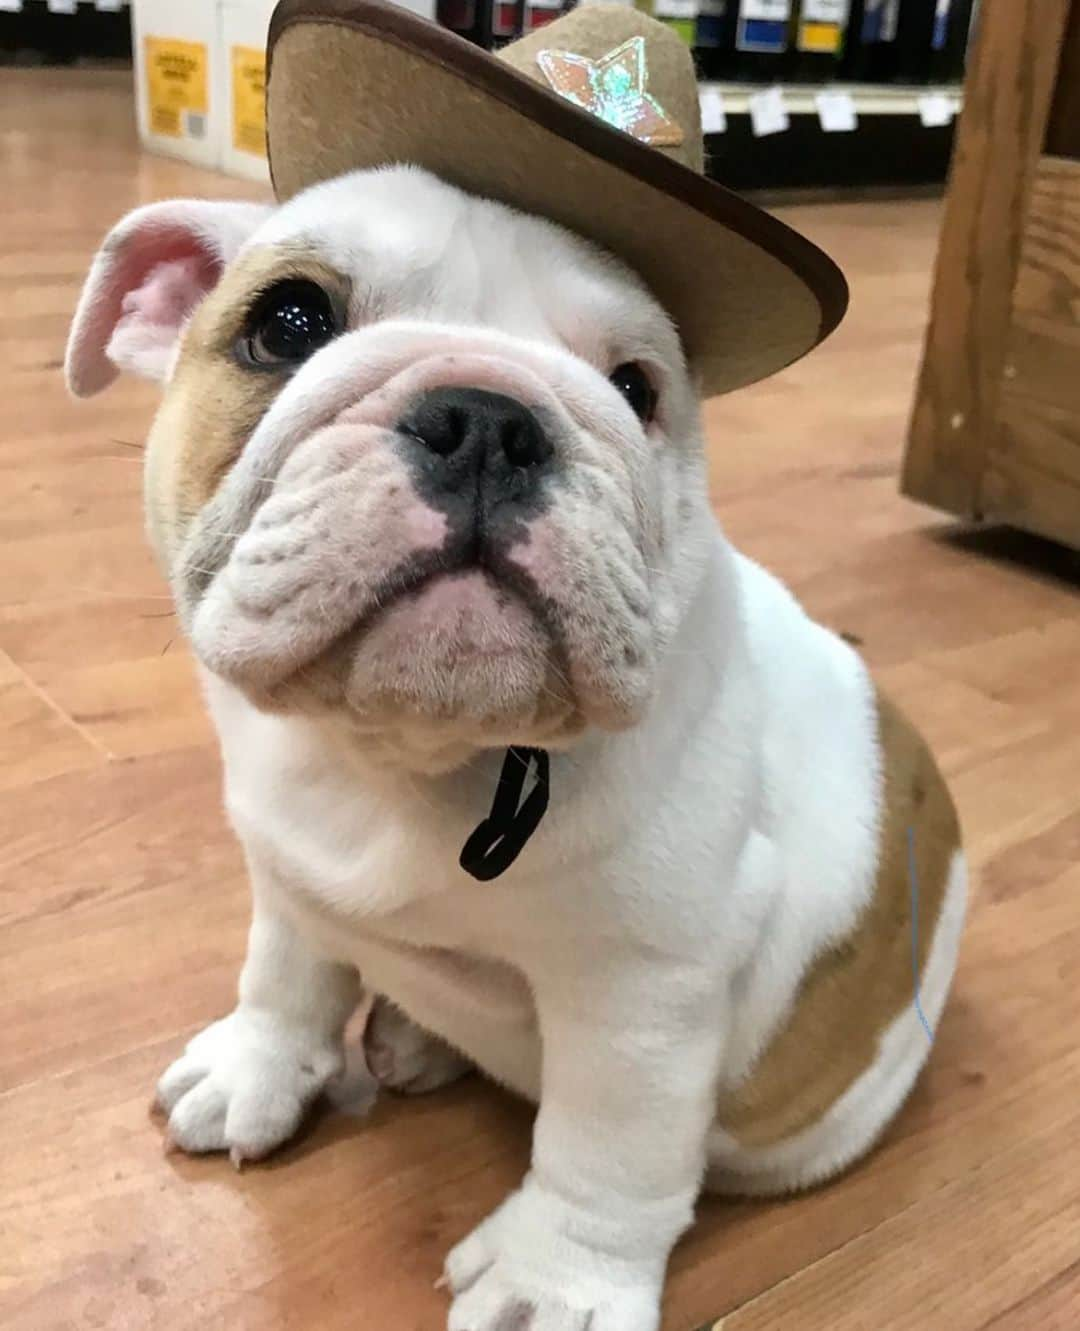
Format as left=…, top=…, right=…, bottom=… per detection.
left=129, top=0, right=454, bottom=180
left=132, top=0, right=221, bottom=170
left=218, top=0, right=276, bottom=182
left=215, top=0, right=436, bottom=183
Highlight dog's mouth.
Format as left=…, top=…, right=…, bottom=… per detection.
left=189, top=512, right=581, bottom=746
left=352, top=522, right=559, bottom=648
left=341, top=537, right=571, bottom=721
left=351, top=561, right=551, bottom=666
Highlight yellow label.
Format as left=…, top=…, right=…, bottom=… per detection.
left=798, top=21, right=842, bottom=53
left=231, top=44, right=267, bottom=157
left=144, top=36, right=208, bottom=140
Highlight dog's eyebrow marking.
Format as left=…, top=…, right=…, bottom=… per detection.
left=147, top=244, right=354, bottom=564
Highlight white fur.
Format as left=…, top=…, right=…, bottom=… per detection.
left=68, top=167, right=965, bottom=1331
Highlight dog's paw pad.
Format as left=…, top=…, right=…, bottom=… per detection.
left=448, top=1274, right=544, bottom=1331
left=448, top=1262, right=637, bottom=1331
left=448, top=1269, right=660, bottom=1331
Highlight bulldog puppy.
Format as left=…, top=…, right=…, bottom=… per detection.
left=67, top=165, right=966, bottom=1331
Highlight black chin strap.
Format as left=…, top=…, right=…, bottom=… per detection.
left=460, top=746, right=550, bottom=882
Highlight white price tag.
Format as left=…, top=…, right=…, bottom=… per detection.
left=0, top=0, right=23, bottom=12
left=815, top=90, right=857, bottom=132
left=917, top=92, right=955, bottom=127
left=46, top=0, right=78, bottom=11
left=748, top=86, right=790, bottom=138
left=741, top=0, right=791, bottom=17
left=655, top=0, right=699, bottom=16
left=803, top=0, right=850, bottom=17
left=699, top=87, right=727, bottom=135
left=96, top=0, right=126, bottom=10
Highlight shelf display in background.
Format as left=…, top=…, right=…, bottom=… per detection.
left=789, top=0, right=850, bottom=80
left=891, top=0, right=948, bottom=82
left=437, top=0, right=579, bottom=44
left=734, top=0, right=793, bottom=79
left=840, top=0, right=974, bottom=83
left=0, top=0, right=134, bottom=64
left=436, top=0, right=492, bottom=46
left=693, top=0, right=736, bottom=79
left=784, top=0, right=850, bottom=78
left=926, top=0, right=975, bottom=83
left=840, top=0, right=899, bottom=80
left=653, top=0, right=698, bottom=48
left=491, top=0, right=524, bottom=43
left=523, top=0, right=564, bottom=33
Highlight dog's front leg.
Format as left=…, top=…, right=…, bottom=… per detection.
left=444, top=963, right=726, bottom=1331
left=156, top=870, right=360, bottom=1165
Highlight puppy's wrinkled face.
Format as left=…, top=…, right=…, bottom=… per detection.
left=69, top=167, right=713, bottom=769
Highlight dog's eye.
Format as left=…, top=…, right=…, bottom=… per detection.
left=609, top=362, right=657, bottom=424
left=241, top=280, right=338, bottom=367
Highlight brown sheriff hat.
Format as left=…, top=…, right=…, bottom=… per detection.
left=266, top=0, right=848, bottom=397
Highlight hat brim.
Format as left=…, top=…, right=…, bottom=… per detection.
left=267, top=0, right=848, bottom=398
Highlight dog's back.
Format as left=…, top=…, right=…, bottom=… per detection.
left=705, top=554, right=966, bottom=1194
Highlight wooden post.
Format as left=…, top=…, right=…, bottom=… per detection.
left=902, top=0, right=1073, bottom=522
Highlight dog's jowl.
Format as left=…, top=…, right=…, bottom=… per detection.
left=65, top=5, right=965, bottom=1329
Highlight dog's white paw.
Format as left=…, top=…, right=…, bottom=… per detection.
left=155, top=1010, right=343, bottom=1164
left=363, top=999, right=471, bottom=1094
left=444, top=1192, right=662, bottom=1331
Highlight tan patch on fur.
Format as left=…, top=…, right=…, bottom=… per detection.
left=715, top=691, right=960, bottom=1149
left=144, top=245, right=348, bottom=563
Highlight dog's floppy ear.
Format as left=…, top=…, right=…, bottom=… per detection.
left=65, top=199, right=272, bottom=397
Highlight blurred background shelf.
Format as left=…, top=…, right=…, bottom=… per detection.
left=698, top=81, right=964, bottom=193
left=0, top=0, right=978, bottom=195
left=700, top=80, right=961, bottom=115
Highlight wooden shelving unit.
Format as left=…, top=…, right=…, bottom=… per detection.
left=904, top=0, right=1080, bottom=550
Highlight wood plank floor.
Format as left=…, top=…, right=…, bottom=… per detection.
left=3, top=69, right=1079, bottom=1331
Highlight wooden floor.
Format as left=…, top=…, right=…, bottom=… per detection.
left=4, top=68, right=1080, bottom=1331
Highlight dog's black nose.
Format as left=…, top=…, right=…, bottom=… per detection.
left=401, top=387, right=552, bottom=472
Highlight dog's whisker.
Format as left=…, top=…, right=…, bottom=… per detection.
left=70, top=586, right=174, bottom=601
left=398, top=773, right=442, bottom=817
left=542, top=658, right=574, bottom=693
